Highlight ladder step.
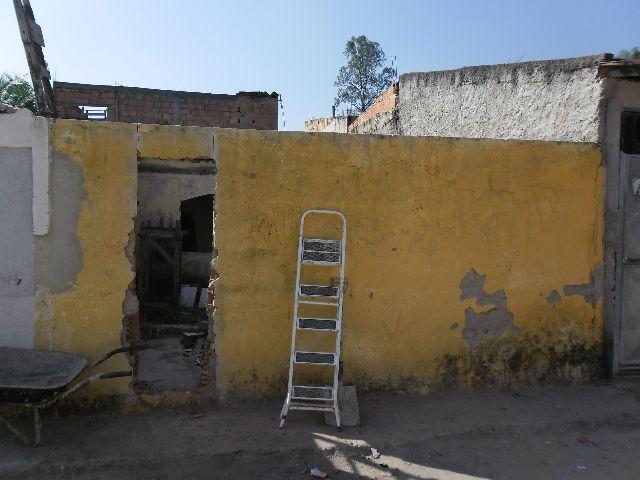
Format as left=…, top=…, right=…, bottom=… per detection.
left=292, top=385, right=334, bottom=401
left=302, top=251, right=341, bottom=265
left=303, top=238, right=340, bottom=252
left=298, top=317, right=338, bottom=331
left=288, top=401, right=335, bottom=412
left=294, top=351, right=336, bottom=365
left=302, top=238, right=341, bottom=265
left=299, top=284, right=339, bottom=298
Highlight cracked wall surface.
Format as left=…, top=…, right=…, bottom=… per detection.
left=214, top=129, right=604, bottom=398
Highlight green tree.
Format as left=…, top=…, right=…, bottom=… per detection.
left=619, top=47, right=640, bottom=61
left=0, top=73, right=37, bottom=113
left=334, top=35, right=395, bottom=114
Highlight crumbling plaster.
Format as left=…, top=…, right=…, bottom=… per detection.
left=34, top=120, right=138, bottom=397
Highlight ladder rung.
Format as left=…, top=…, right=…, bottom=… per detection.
left=299, top=284, right=339, bottom=298
left=298, top=300, right=339, bottom=306
left=292, top=385, right=334, bottom=401
left=297, top=318, right=338, bottom=331
left=288, top=401, right=335, bottom=412
left=294, top=351, right=336, bottom=366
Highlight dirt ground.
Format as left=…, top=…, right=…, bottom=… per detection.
left=1, top=382, right=640, bottom=479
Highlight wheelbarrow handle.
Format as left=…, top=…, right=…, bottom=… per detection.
left=89, top=344, right=148, bottom=370
left=41, top=369, right=133, bottom=408
left=100, top=370, right=132, bottom=379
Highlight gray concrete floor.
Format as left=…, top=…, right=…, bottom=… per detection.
left=2, top=382, right=640, bottom=479
left=136, top=337, right=204, bottom=392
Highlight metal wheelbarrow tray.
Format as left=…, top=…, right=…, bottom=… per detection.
left=0, top=345, right=139, bottom=445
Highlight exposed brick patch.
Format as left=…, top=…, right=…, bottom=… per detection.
left=348, top=83, right=398, bottom=133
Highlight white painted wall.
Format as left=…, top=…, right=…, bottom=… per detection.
left=0, top=145, right=35, bottom=347
left=0, top=108, right=50, bottom=347
left=0, top=108, right=50, bottom=235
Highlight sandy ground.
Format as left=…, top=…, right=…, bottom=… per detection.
left=1, top=382, right=640, bottom=479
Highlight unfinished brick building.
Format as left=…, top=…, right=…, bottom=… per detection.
left=53, top=82, right=279, bottom=129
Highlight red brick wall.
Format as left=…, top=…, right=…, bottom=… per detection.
left=54, top=82, right=278, bottom=130
left=348, top=83, right=398, bottom=133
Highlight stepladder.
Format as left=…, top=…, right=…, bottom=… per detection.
left=279, top=209, right=346, bottom=429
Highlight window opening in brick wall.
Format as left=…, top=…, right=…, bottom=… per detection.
left=79, top=105, right=108, bottom=121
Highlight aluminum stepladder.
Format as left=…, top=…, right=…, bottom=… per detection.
left=279, top=209, right=347, bottom=429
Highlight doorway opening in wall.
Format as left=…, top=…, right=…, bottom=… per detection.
left=621, top=111, right=640, bottom=154
left=617, top=111, right=640, bottom=375
left=134, top=163, right=216, bottom=393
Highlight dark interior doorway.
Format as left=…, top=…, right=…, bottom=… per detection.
left=621, top=111, right=640, bottom=154
left=180, top=194, right=214, bottom=254
left=136, top=193, right=215, bottom=393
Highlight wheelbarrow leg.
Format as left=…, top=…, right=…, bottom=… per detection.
left=0, top=416, right=31, bottom=445
left=34, top=408, right=41, bottom=446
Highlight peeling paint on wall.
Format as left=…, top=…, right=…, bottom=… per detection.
left=459, top=268, right=519, bottom=349
left=42, top=152, right=86, bottom=294
left=34, top=120, right=138, bottom=397
left=563, top=262, right=604, bottom=308
left=547, top=290, right=561, bottom=305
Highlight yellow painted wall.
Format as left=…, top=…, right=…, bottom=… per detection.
left=138, top=124, right=214, bottom=160
left=214, top=129, right=604, bottom=399
left=35, top=120, right=138, bottom=396
left=31, top=122, right=216, bottom=400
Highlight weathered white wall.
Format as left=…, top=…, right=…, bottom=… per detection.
left=0, top=108, right=49, bottom=348
left=350, top=111, right=397, bottom=135
left=0, top=108, right=49, bottom=235
left=305, top=116, right=353, bottom=133
left=0, top=146, right=35, bottom=347
left=397, top=55, right=606, bottom=142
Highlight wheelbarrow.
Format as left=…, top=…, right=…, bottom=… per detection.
left=0, top=345, right=141, bottom=445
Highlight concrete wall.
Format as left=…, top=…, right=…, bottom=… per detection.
left=214, top=129, right=604, bottom=399
left=305, top=116, right=357, bottom=133
left=0, top=146, right=35, bottom=347
left=0, top=108, right=49, bottom=348
left=54, top=82, right=278, bottom=130
left=30, top=121, right=216, bottom=398
left=0, top=114, right=608, bottom=401
left=396, top=55, right=606, bottom=141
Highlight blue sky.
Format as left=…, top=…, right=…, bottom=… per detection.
left=2, top=0, right=639, bottom=130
